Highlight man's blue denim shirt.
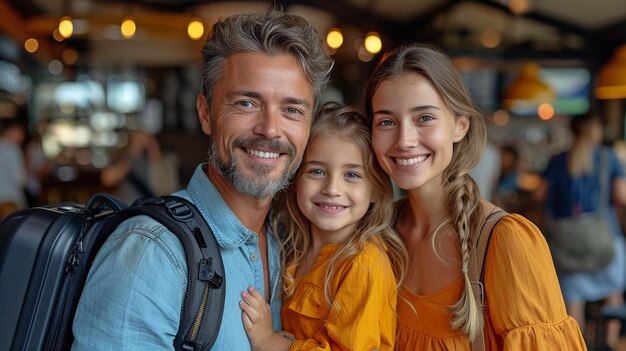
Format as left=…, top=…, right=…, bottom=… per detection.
left=72, top=163, right=282, bottom=350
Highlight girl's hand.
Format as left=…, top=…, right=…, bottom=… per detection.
left=240, top=286, right=274, bottom=350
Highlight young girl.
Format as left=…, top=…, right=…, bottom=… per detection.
left=364, top=43, right=587, bottom=350
left=239, top=102, right=408, bottom=350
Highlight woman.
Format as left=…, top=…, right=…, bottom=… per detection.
left=536, top=114, right=626, bottom=350
left=364, top=43, right=587, bottom=350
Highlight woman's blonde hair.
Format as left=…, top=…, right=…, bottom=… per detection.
left=364, top=43, right=487, bottom=341
left=568, top=113, right=602, bottom=176
left=274, top=102, right=408, bottom=310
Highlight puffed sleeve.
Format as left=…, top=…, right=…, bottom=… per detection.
left=483, top=214, right=587, bottom=351
left=72, top=216, right=187, bottom=350
left=289, top=244, right=397, bottom=351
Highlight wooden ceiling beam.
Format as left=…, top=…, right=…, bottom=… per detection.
left=470, top=0, right=590, bottom=37
left=283, top=0, right=408, bottom=38
left=0, top=0, right=59, bottom=63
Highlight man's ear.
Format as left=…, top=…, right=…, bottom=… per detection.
left=197, top=94, right=211, bottom=136
left=453, top=115, right=470, bottom=143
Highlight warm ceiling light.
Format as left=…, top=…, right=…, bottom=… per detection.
left=121, top=17, right=136, bottom=39
left=508, top=0, right=531, bottom=15
left=537, top=103, right=555, bottom=120
left=596, top=45, right=626, bottom=99
left=503, top=63, right=555, bottom=110
left=326, top=28, right=343, bottom=50
left=364, top=32, right=382, bottom=54
left=62, top=48, right=78, bottom=65
left=358, top=43, right=374, bottom=62
left=53, top=28, right=65, bottom=42
left=492, top=109, right=510, bottom=126
left=24, top=38, right=39, bottom=53
left=481, top=29, right=501, bottom=49
left=58, top=16, right=73, bottom=38
left=187, top=19, right=204, bottom=40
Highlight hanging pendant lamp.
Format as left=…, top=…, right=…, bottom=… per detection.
left=502, top=63, right=556, bottom=113
left=595, top=45, right=626, bottom=100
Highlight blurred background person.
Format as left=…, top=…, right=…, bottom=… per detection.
left=613, top=140, right=626, bottom=236
left=23, top=125, right=54, bottom=207
left=492, top=144, right=522, bottom=211
left=99, top=128, right=180, bottom=204
left=496, top=144, right=521, bottom=195
left=0, top=117, right=27, bottom=218
left=469, top=140, right=500, bottom=201
left=612, top=140, right=626, bottom=168
left=535, top=113, right=626, bottom=350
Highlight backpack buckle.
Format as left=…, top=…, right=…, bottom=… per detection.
left=164, top=200, right=193, bottom=220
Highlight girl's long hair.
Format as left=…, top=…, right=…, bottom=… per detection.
left=364, top=43, right=487, bottom=341
left=274, top=102, right=408, bottom=310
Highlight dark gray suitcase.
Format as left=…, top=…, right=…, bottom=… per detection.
left=0, top=197, right=124, bottom=351
left=0, top=194, right=225, bottom=351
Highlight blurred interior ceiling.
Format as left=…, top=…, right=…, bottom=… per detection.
left=2, top=0, right=626, bottom=68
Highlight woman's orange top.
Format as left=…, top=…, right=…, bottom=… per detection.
left=395, top=213, right=587, bottom=350
left=282, top=242, right=398, bottom=350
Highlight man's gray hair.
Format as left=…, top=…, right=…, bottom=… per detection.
left=200, top=10, right=333, bottom=110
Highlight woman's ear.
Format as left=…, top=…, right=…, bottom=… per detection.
left=453, top=115, right=470, bottom=143
left=197, top=94, right=212, bottom=136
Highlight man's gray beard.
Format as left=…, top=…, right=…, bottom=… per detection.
left=207, top=138, right=300, bottom=199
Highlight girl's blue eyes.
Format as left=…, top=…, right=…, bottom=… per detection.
left=306, top=169, right=362, bottom=179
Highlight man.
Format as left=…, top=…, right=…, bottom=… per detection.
left=72, top=10, right=333, bottom=350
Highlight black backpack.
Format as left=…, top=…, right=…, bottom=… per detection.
left=0, top=193, right=225, bottom=351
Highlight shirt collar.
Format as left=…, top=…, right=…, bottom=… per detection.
left=185, top=163, right=258, bottom=249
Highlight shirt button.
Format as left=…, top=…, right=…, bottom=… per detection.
left=250, top=253, right=257, bottom=261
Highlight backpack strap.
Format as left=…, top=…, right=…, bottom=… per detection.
left=118, top=195, right=225, bottom=351
left=50, top=193, right=129, bottom=351
left=470, top=207, right=508, bottom=351
left=84, top=192, right=128, bottom=213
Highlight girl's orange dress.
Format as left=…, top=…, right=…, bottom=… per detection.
left=395, top=213, right=588, bottom=350
left=281, top=242, right=398, bottom=350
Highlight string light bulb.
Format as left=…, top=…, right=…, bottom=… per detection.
left=326, top=28, right=343, bottom=50
left=58, top=16, right=73, bottom=38
left=537, top=103, right=555, bottom=120
left=121, top=16, right=136, bottom=39
left=481, top=29, right=502, bottom=49
left=53, top=28, right=65, bottom=42
left=508, top=0, right=531, bottom=15
left=187, top=18, right=204, bottom=40
left=62, top=48, right=78, bottom=65
left=364, top=32, right=382, bottom=54
left=24, top=38, right=39, bottom=53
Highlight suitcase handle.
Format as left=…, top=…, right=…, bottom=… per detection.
left=85, top=193, right=127, bottom=213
